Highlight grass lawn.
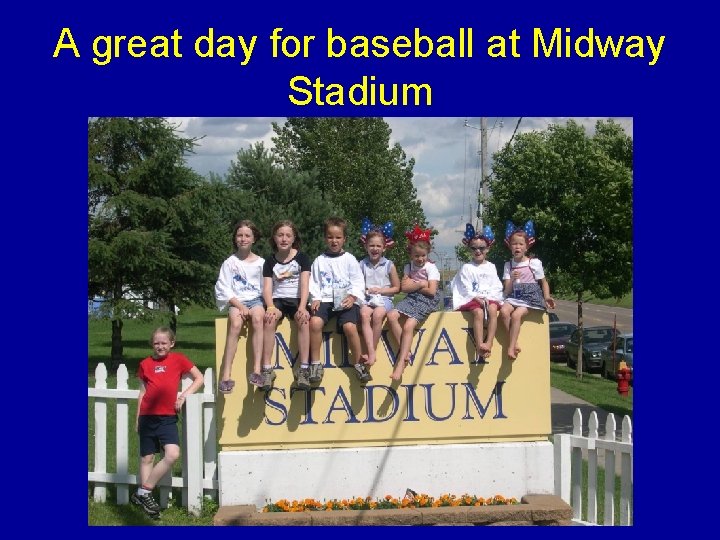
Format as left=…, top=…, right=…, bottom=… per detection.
left=89, top=305, right=220, bottom=374
left=556, top=290, right=632, bottom=309
left=88, top=491, right=218, bottom=525
left=580, top=460, right=627, bottom=525
left=549, top=363, right=632, bottom=419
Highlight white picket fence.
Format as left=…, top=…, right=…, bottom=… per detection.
left=88, top=363, right=217, bottom=516
left=89, top=365, right=632, bottom=524
left=553, top=408, right=633, bottom=526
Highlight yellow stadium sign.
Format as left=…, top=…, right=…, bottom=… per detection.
left=216, top=311, right=551, bottom=450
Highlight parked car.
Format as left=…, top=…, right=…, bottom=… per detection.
left=601, top=332, right=633, bottom=383
left=565, top=326, right=618, bottom=373
left=548, top=312, right=559, bottom=322
left=549, top=322, right=577, bottom=362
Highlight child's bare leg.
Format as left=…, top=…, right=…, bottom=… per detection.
left=343, top=322, right=363, bottom=365
left=142, top=444, right=180, bottom=490
left=309, top=316, right=325, bottom=361
left=499, top=303, right=513, bottom=335
left=508, top=306, right=529, bottom=359
left=386, top=309, right=402, bottom=349
left=296, top=314, right=310, bottom=364
left=359, top=305, right=375, bottom=364
left=368, top=307, right=387, bottom=366
left=471, top=307, right=489, bottom=357
left=221, top=308, right=244, bottom=381
left=391, top=316, right=418, bottom=380
left=483, top=304, right=499, bottom=354
left=261, top=315, right=279, bottom=367
left=139, top=454, right=155, bottom=488
left=250, top=306, right=265, bottom=375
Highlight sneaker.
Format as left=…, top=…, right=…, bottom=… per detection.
left=353, top=363, right=372, bottom=384
left=309, top=364, right=324, bottom=384
left=260, top=368, right=276, bottom=391
left=131, top=491, right=161, bottom=518
left=249, top=372, right=264, bottom=387
left=296, top=367, right=311, bottom=390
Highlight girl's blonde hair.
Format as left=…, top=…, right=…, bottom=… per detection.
left=411, top=240, right=431, bottom=253
left=150, top=326, right=175, bottom=344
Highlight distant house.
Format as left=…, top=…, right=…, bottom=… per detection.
left=87, top=293, right=179, bottom=319
left=88, top=296, right=108, bottom=318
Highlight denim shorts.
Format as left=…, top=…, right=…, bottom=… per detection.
left=231, top=296, right=264, bottom=310
left=365, top=295, right=394, bottom=311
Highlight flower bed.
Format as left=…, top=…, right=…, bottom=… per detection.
left=264, top=493, right=518, bottom=512
left=215, top=494, right=573, bottom=526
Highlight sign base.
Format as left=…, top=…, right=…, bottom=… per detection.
left=218, top=441, right=553, bottom=508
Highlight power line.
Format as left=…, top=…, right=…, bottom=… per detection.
left=507, top=117, right=523, bottom=146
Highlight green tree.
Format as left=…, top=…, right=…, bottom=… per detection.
left=485, top=119, right=632, bottom=377
left=225, top=142, right=340, bottom=259
left=271, top=117, right=426, bottom=260
left=88, top=117, right=233, bottom=369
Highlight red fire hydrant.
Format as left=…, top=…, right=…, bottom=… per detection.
left=616, top=361, right=631, bottom=397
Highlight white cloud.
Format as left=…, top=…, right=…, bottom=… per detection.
left=171, top=116, right=632, bottom=268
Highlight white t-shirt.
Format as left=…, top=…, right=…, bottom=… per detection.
left=451, top=260, right=504, bottom=309
left=309, top=252, right=366, bottom=304
left=214, top=254, right=265, bottom=310
left=263, top=251, right=312, bottom=299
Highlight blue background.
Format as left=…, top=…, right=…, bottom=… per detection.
left=5, top=0, right=708, bottom=534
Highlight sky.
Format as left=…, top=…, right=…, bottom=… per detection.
left=167, top=117, right=633, bottom=269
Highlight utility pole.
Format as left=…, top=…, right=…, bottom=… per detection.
left=479, top=117, right=488, bottom=231
left=465, top=118, right=490, bottom=231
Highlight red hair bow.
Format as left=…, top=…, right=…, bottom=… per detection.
left=405, top=224, right=432, bottom=245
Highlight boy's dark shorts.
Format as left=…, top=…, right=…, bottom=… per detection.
left=273, top=298, right=303, bottom=320
left=313, top=302, right=359, bottom=333
left=138, top=415, right=179, bottom=456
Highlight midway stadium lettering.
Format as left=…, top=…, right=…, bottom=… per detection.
left=260, top=327, right=506, bottom=426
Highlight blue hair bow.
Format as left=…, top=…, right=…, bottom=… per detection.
left=504, top=220, right=536, bottom=247
left=361, top=217, right=395, bottom=248
left=461, top=223, right=495, bottom=247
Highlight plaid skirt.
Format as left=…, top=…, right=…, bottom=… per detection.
left=395, top=290, right=440, bottom=321
left=506, top=282, right=546, bottom=310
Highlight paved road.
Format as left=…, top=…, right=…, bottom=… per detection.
left=550, top=299, right=632, bottom=334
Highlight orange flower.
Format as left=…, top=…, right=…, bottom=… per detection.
left=263, top=493, right=517, bottom=512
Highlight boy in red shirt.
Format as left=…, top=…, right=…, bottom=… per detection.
left=131, top=327, right=204, bottom=519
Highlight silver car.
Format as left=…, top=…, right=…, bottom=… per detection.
left=601, top=332, right=633, bottom=383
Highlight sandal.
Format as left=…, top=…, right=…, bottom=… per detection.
left=249, top=373, right=264, bottom=387
left=219, top=379, right=235, bottom=394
